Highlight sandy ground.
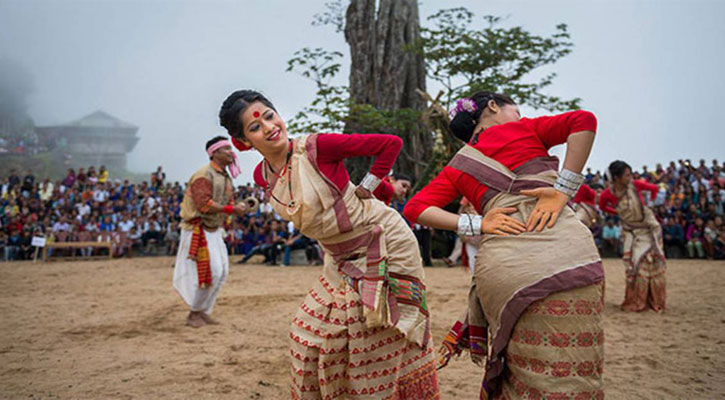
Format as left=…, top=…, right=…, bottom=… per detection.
left=1, top=257, right=724, bottom=400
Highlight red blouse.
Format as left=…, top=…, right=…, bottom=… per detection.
left=254, top=133, right=400, bottom=203
left=599, top=180, right=658, bottom=215
left=573, top=183, right=596, bottom=206
left=404, top=110, right=597, bottom=223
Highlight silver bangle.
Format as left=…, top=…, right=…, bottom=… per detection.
left=554, top=181, right=577, bottom=197
left=359, top=173, right=382, bottom=192
left=554, top=168, right=584, bottom=198
left=559, top=168, right=585, bottom=186
left=457, top=214, right=483, bottom=236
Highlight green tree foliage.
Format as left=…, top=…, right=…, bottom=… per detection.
left=416, top=8, right=580, bottom=111
left=288, top=6, right=582, bottom=187
left=286, top=47, right=348, bottom=134
left=285, top=48, right=424, bottom=141
left=312, top=0, right=345, bottom=33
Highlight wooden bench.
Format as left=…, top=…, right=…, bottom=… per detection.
left=43, top=241, right=113, bottom=261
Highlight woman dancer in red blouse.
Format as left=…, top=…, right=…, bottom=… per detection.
left=404, top=92, right=604, bottom=399
left=573, top=183, right=600, bottom=228
left=219, top=90, right=452, bottom=399
left=600, top=160, right=666, bottom=312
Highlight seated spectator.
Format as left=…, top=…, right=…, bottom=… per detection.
left=127, top=226, right=143, bottom=257
left=237, top=223, right=273, bottom=264
left=22, top=169, right=35, bottom=196
left=77, top=168, right=87, bottom=188
left=229, top=223, right=244, bottom=255
left=52, top=216, right=71, bottom=233
left=0, top=231, right=5, bottom=260
left=601, top=219, right=622, bottom=256
left=685, top=217, right=706, bottom=259
left=714, top=194, right=724, bottom=215
left=87, top=167, right=98, bottom=185
left=4, top=229, right=21, bottom=261
left=118, top=214, right=134, bottom=232
left=151, top=166, right=165, bottom=189
left=62, top=169, right=76, bottom=188
left=305, top=239, right=323, bottom=265
left=164, top=222, right=180, bottom=255
left=7, top=169, right=20, bottom=190
left=240, top=226, right=256, bottom=256
left=266, top=220, right=289, bottom=266
left=99, top=165, right=109, bottom=184
left=704, top=219, right=718, bottom=260
left=142, top=216, right=162, bottom=252
left=76, top=200, right=91, bottom=218
left=92, top=183, right=108, bottom=203
left=282, top=229, right=310, bottom=266
left=99, top=216, right=115, bottom=232
left=663, top=217, right=685, bottom=258
left=39, top=179, right=54, bottom=202
left=112, top=226, right=126, bottom=258
left=713, top=225, right=725, bottom=259
left=85, top=216, right=100, bottom=233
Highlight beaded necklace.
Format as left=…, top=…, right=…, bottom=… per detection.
left=263, top=141, right=296, bottom=211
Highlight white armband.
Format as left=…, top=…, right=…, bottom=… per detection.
left=554, top=168, right=585, bottom=197
left=359, top=172, right=382, bottom=193
left=457, top=214, right=483, bottom=236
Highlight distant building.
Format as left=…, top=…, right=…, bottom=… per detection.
left=36, top=110, right=139, bottom=170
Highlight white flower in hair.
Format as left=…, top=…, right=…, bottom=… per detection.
left=460, top=98, right=476, bottom=113
left=449, top=98, right=479, bottom=119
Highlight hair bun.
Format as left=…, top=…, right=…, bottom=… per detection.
left=449, top=111, right=477, bottom=143
left=219, top=91, right=248, bottom=132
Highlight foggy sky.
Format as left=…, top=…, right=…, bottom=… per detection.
left=1, top=0, right=723, bottom=184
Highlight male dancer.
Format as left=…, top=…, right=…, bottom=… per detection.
left=173, top=136, right=246, bottom=327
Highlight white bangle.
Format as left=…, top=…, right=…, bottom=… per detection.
left=559, top=168, right=585, bottom=186
left=554, top=181, right=577, bottom=197
left=360, top=173, right=382, bottom=192
left=554, top=169, right=585, bottom=197
left=457, top=214, right=482, bottom=236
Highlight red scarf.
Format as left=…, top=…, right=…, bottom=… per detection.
left=187, top=218, right=212, bottom=288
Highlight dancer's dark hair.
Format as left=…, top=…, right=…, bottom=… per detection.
left=449, top=91, right=516, bottom=143
left=392, top=172, right=413, bottom=186
left=608, top=160, right=632, bottom=180
left=219, top=90, right=276, bottom=139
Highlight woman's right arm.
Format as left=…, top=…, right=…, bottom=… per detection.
left=634, top=179, right=659, bottom=201
left=404, top=168, right=525, bottom=235
left=316, top=133, right=401, bottom=199
left=404, top=168, right=461, bottom=231
left=598, top=189, right=618, bottom=215
left=573, top=184, right=596, bottom=205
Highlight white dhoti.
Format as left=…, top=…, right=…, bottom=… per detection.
left=465, top=242, right=478, bottom=274
left=448, top=236, right=463, bottom=262
left=172, top=228, right=229, bottom=315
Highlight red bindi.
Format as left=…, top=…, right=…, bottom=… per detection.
left=253, top=111, right=260, bottom=118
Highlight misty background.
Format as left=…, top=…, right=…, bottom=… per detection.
left=1, top=0, right=723, bottom=184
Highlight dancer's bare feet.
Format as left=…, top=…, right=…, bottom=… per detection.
left=186, top=311, right=206, bottom=328
left=200, top=313, right=219, bottom=325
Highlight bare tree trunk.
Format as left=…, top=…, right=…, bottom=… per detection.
left=343, top=0, right=430, bottom=182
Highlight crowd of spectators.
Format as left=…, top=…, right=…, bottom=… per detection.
left=1, top=165, right=319, bottom=264
left=0, top=132, right=53, bottom=156
left=583, top=158, right=725, bottom=260
left=3, top=157, right=724, bottom=263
